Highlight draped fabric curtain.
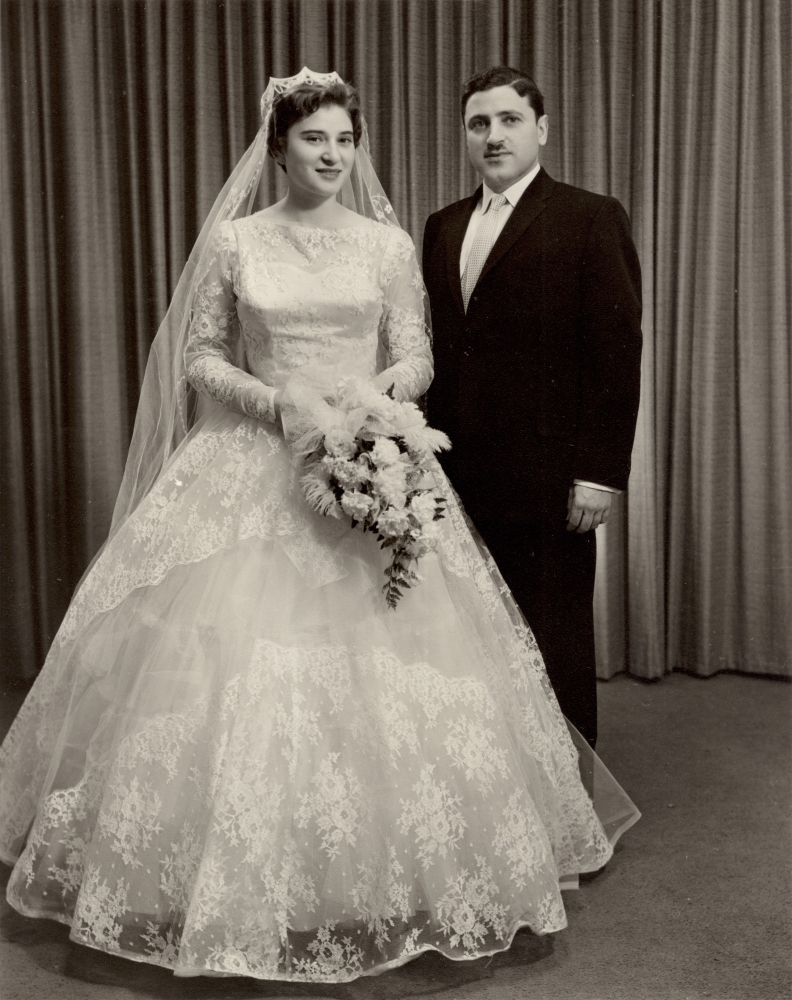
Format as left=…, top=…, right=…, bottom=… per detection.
left=1, top=0, right=790, bottom=683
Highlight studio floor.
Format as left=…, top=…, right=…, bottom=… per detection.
left=0, top=671, right=789, bottom=1000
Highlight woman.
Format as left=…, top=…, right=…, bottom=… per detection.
left=0, top=70, right=638, bottom=983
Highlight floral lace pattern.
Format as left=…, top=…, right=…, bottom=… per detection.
left=436, top=856, right=509, bottom=952
left=185, top=217, right=432, bottom=416
left=351, top=844, right=411, bottom=949
left=4, top=610, right=623, bottom=979
left=56, top=417, right=349, bottom=643
left=398, top=765, right=468, bottom=868
left=73, top=864, right=129, bottom=949
left=493, top=790, right=555, bottom=889
left=0, top=215, right=638, bottom=982
left=297, top=753, right=367, bottom=860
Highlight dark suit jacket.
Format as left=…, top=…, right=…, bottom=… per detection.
left=423, top=168, right=642, bottom=525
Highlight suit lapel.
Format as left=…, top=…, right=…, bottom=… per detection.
left=477, top=167, right=555, bottom=286
left=445, top=189, right=481, bottom=315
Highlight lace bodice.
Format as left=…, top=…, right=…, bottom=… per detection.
left=185, top=215, right=433, bottom=424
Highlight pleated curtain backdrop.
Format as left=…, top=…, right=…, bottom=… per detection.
left=1, top=0, right=790, bottom=684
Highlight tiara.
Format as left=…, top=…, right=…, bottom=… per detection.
left=260, top=67, right=344, bottom=123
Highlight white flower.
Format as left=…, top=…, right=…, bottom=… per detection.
left=376, top=507, right=412, bottom=537
left=324, top=426, right=357, bottom=459
left=340, top=491, right=374, bottom=521
left=372, top=466, right=408, bottom=508
left=409, top=492, right=437, bottom=525
left=370, top=437, right=401, bottom=468
left=322, top=455, right=368, bottom=489
left=412, top=521, right=441, bottom=556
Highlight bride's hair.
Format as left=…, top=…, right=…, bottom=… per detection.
left=267, top=81, right=363, bottom=166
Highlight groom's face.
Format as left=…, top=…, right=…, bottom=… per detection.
left=464, top=85, right=548, bottom=194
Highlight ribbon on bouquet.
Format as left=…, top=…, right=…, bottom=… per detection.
left=280, top=382, right=360, bottom=455
left=279, top=379, right=377, bottom=458
left=281, top=376, right=450, bottom=457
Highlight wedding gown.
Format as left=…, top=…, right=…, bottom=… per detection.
left=0, top=215, right=638, bottom=983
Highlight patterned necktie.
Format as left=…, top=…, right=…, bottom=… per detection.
left=462, top=192, right=507, bottom=311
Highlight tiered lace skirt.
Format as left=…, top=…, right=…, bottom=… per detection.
left=0, top=410, right=639, bottom=982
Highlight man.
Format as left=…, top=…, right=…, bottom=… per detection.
left=423, top=67, right=642, bottom=748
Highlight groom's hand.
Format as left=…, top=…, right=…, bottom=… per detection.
left=566, top=484, right=613, bottom=533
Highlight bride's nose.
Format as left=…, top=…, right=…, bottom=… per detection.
left=321, top=142, right=340, bottom=163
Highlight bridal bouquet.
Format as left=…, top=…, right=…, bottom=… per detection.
left=293, top=378, right=450, bottom=608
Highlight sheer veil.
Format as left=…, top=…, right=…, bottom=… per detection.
left=110, top=68, right=402, bottom=539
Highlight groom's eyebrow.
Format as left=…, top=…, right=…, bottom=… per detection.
left=466, top=109, right=525, bottom=126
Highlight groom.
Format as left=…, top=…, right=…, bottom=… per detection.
left=423, top=67, right=642, bottom=748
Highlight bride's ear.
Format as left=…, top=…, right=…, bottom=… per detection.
left=272, top=142, right=287, bottom=172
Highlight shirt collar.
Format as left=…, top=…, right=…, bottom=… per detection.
left=481, top=161, right=542, bottom=210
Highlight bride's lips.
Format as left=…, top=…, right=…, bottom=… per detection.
left=316, top=168, right=342, bottom=178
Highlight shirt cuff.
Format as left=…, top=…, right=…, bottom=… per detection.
left=573, top=479, right=622, bottom=495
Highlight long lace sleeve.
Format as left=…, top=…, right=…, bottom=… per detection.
left=184, top=221, right=279, bottom=423
left=371, top=229, right=434, bottom=402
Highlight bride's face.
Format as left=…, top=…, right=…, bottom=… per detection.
left=280, top=104, right=356, bottom=201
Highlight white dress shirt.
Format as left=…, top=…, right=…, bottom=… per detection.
left=460, top=163, right=619, bottom=495
left=459, top=162, right=542, bottom=277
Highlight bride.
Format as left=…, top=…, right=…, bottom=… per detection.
left=0, top=69, right=638, bottom=983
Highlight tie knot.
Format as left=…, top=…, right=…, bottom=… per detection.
left=488, top=193, right=507, bottom=213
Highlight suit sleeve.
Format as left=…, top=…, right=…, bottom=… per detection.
left=572, top=198, right=642, bottom=490
left=422, top=211, right=441, bottom=282
left=422, top=211, right=451, bottom=430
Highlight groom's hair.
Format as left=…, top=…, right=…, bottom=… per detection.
left=461, top=67, right=545, bottom=122
left=267, top=82, right=363, bottom=168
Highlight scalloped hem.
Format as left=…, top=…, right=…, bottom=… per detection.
left=21, top=907, right=559, bottom=983
left=2, top=855, right=641, bottom=986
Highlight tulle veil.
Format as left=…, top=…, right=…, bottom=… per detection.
left=110, top=68, right=403, bottom=541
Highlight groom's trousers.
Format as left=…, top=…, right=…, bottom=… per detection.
left=475, top=514, right=599, bottom=749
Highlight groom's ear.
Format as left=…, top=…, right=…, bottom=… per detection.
left=537, top=115, right=549, bottom=146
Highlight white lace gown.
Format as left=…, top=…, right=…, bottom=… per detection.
left=0, top=216, right=639, bottom=983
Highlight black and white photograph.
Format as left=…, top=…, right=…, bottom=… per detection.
left=0, top=2, right=789, bottom=999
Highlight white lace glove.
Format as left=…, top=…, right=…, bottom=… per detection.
left=278, top=382, right=343, bottom=456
